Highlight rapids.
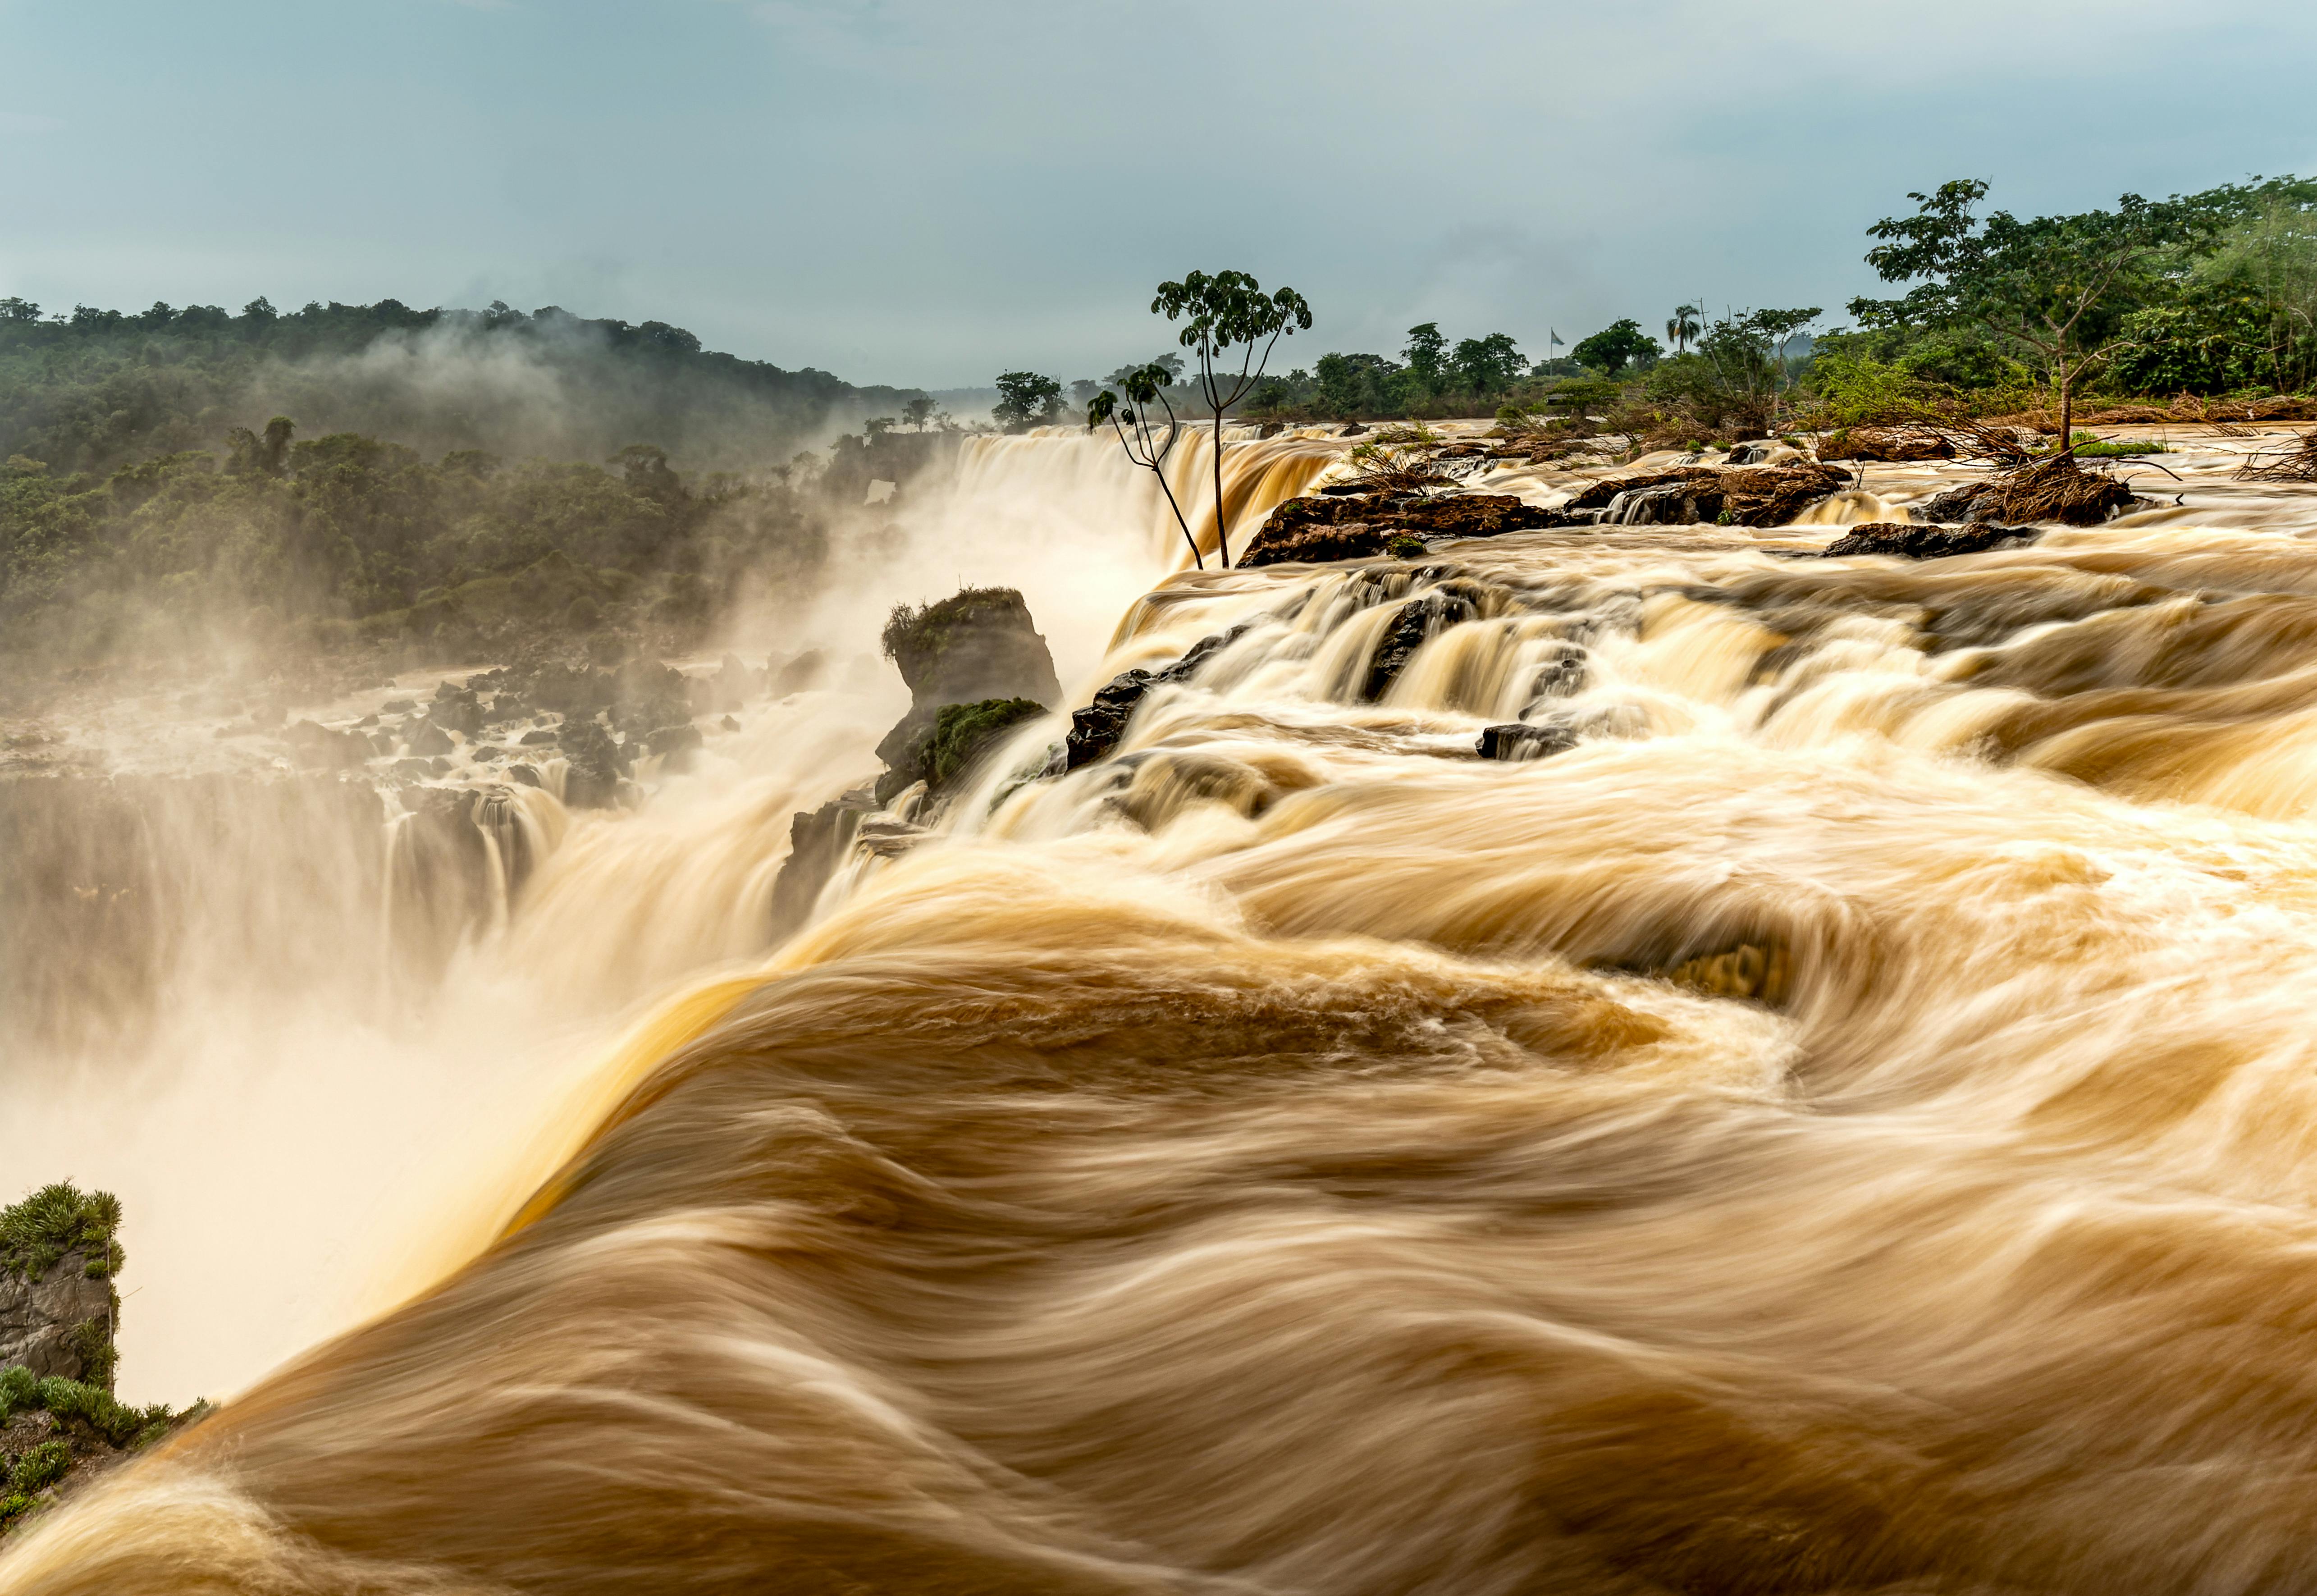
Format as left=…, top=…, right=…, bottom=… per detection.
left=14, top=426, right=2317, bottom=1592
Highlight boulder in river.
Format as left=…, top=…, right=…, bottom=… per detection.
left=1364, top=590, right=1478, bottom=701
left=880, top=587, right=1061, bottom=713
left=1819, top=522, right=2041, bottom=560
left=769, top=790, right=878, bottom=938
left=1477, top=722, right=1578, bottom=760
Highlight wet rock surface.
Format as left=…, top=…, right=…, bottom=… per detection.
left=769, top=790, right=878, bottom=938
left=1241, top=493, right=1559, bottom=567
left=1819, top=522, right=2042, bottom=560
left=1561, top=462, right=1851, bottom=527
left=1065, top=626, right=1248, bottom=769
left=1363, top=591, right=1479, bottom=701
left=1477, top=722, right=1579, bottom=760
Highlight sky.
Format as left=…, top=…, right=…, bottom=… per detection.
left=5, top=0, right=2316, bottom=389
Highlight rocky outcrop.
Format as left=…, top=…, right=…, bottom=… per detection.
left=1819, top=522, right=2041, bottom=560
left=1912, top=459, right=2143, bottom=526
left=769, top=790, right=877, bottom=939
left=1822, top=425, right=1955, bottom=462
left=1561, top=462, right=1850, bottom=528
left=874, top=698, right=1047, bottom=806
left=1477, top=722, right=1578, bottom=760
left=881, top=589, right=1061, bottom=713
left=1363, top=591, right=1478, bottom=701
left=0, top=1185, right=119, bottom=1390
left=1241, top=493, right=1560, bottom=567
left=1065, top=627, right=1247, bottom=769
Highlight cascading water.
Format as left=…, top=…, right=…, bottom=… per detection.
left=18, top=426, right=2317, bottom=1593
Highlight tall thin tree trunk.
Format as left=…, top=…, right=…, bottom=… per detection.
left=2058, top=357, right=2075, bottom=456
left=1211, top=387, right=1231, bottom=568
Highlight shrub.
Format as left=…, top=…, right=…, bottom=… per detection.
left=0, top=1183, right=121, bottom=1282
left=7, top=1441, right=70, bottom=1495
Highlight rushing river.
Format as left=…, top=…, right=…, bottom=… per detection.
left=13, top=426, right=2317, bottom=1593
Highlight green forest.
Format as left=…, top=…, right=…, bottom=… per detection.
left=0, top=297, right=923, bottom=476
left=12, top=170, right=2317, bottom=677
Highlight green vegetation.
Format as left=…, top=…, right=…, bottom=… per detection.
left=1569, top=320, right=1663, bottom=377
left=0, top=1183, right=121, bottom=1284
left=2062, top=431, right=2170, bottom=457
left=928, top=698, right=1047, bottom=788
left=0, top=296, right=921, bottom=477
left=1852, top=179, right=2218, bottom=439
left=0, top=1366, right=195, bottom=1532
left=992, top=371, right=1064, bottom=433
left=2, top=421, right=828, bottom=670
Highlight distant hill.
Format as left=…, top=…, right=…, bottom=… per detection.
left=0, top=297, right=927, bottom=476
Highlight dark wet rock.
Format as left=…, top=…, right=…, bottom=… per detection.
left=1819, top=521, right=2042, bottom=560
left=769, top=791, right=879, bottom=938
left=519, top=727, right=558, bottom=746
left=1478, top=722, right=1579, bottom=760
left=523, top=664, right=612, bottom=716
left=1239, top=521, right=1394, bottom=567
left=882, top=587, right=1061, bottom=714
left=469, top=745, right=503, bottom=762
left=1242, top=493, right=1558, bottom=567
left=507, top=764, right=542, bottom=788
left=720, top=714, right=741, bottom=732
left=609, top=660, right=691, bottom=734
left=560, top=719, right=624, bottom=809
left=392, top=758, right=437, bottom=780
left=1604, top=479, right=1725, bottom=526
left=0, top=1236, right=116, bottom=1384
left=381, top=699, right=416, bottom=714
left=772, top=649, right=826, bottom=694
left=1340, top=421, right=1368, bottom=437
left=1530, top=644, right=1588, bottom=702
left=1257, top=420, right=1285, bottom=439
left=1725, top=443, right=1772, bottom=464
left=283, top=719, right=369, bottom=770
left=1911, top=462, right=2142, bottom=527
left=1062, top=624, right=1251, bottom=770
left=713, top=652, right=757, bottom=709
left=1364, top=591, right=1478, bottom=701
left=646, top=723, right=705, bottom=757
left=1066, top=672, right=1156, bottom=771
left=1564, top=461, right=1848, bottom=527
left=408, top=720, right=455, bottom=757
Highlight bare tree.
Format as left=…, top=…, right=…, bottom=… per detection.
left=1088, top=363, right=1204, bottom=569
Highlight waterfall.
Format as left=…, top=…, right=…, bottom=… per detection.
left=27, top=428, right=2317, bottom=1595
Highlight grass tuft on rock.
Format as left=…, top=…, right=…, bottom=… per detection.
left=0, top=1184, right=121, bottom=1283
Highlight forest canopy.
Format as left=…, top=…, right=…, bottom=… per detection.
left=0, top=297, right=926, bottom=477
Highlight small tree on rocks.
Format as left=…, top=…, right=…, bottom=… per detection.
left=1151, top=270, right=1313, bottom=568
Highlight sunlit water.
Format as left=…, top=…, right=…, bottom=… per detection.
left=12, top=426, right=2317, bottom=1593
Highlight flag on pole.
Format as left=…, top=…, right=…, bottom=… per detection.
left=1549, top=329, right=1564, bottom=348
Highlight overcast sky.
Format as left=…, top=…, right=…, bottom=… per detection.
left=6, top=0, right=2315, bottom=389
